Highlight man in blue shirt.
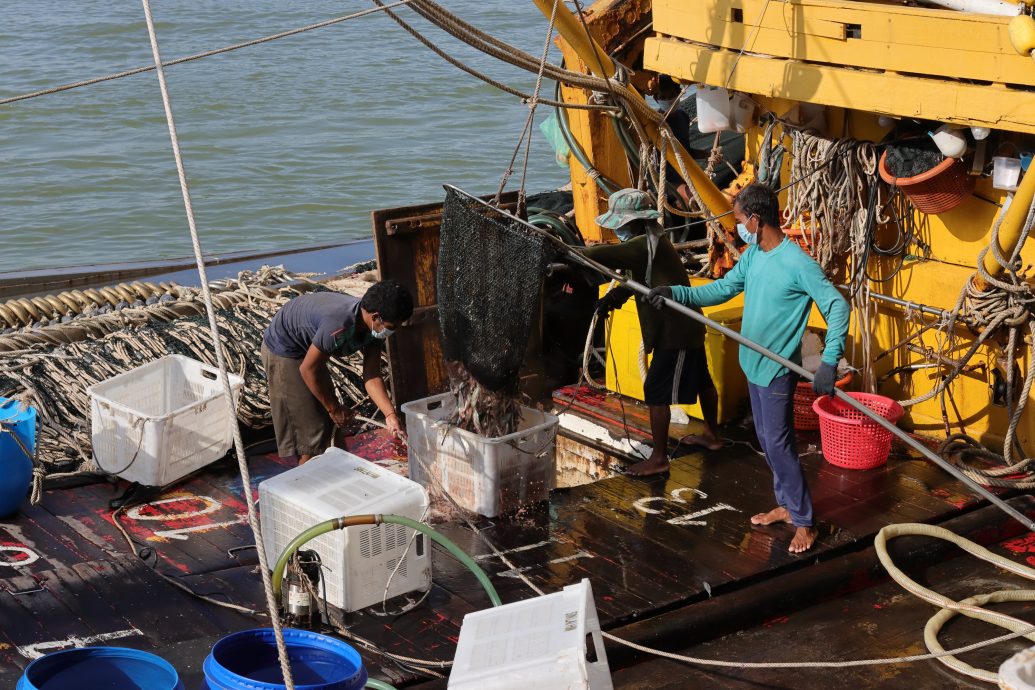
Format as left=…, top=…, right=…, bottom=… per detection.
left=261, top=280, right=413, bottom=464
left=647, top=183, right=850, bottom=553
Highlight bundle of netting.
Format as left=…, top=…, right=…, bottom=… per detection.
left=0, top=270, right=376, bottom=480
left=437, top=187, right=551, bottom=436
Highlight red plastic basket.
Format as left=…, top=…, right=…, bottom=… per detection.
left=813, top=392, right=904, bottom=470
left=793, top=372, right=852, bottom=431
left=878, top=151, right=974, bottom=215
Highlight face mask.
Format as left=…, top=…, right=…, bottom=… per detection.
left=372, top=326, right=393, bottom=340
left=615, top=227, right=636, bottom=241
left=737, top=222, right=758, bottom=246
left=655, top=98, right=674, bottom=111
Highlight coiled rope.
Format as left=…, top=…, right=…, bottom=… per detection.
left=875, top=522, right=1035, bottom=684
left=0, top=275, right=373, bottom=480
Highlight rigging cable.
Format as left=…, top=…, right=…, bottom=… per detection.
left=0, top=1, right=418, bottom=107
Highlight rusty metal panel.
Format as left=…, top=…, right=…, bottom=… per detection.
left=371, top=191, right=519, bottom=406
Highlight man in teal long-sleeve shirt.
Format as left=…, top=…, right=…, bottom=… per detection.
left=647, top=183, right=850, bottom=553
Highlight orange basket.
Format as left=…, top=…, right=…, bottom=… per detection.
left=792, top=372, right=852, bottom=431
left=878, top=151, right=974, bottom=215
left=813, top=392, right=904, bottom=470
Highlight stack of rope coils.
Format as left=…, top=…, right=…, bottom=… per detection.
left=0, top=268, right=377, bottom=488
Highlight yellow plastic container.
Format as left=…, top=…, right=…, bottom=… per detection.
left=602, top=281, right=747, bottom=423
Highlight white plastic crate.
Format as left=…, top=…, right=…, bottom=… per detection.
left=88, top=355, right=244, bottom=487
left=449, top=579, right=613, bottom=690
left=402, top=393, right=558, bottom=518
left=258, top=448, right=431, bottom=613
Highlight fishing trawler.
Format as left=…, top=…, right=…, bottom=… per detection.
left=2, top=0, right=1035, bottom=687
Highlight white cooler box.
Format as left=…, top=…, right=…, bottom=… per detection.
left=402, top=393, right=559, bottom=518
left=88, top=355, right=243, bottom=487
left=259, top=448, right=431, bottom=613
left=450, top=579, right=613, bottom=690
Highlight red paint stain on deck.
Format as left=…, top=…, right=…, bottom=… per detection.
left=762, top=615, right=789, bottom=627
left=1002, top=532, right=1035, bottom=554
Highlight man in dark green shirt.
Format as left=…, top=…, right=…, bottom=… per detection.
left=582, top=189, right=720, bottom=476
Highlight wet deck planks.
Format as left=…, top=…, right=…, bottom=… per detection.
left=0, top=388, right=1016, bottom=687
left=608, top=522, right=1035, bottom=689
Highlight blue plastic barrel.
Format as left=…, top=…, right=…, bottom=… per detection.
left=16, top=646, right=184, bottom=690
left=202, top=628, right=367, bottom=690
left=0, top=397, right=36, bottom=517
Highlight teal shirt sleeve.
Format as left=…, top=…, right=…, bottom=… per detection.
left=797, top=258, right=850, bottom=365
left=669, top=251, right=748, bottom=307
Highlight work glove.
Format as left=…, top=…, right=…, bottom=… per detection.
left=812, top=362, right=837, bottom=397
left=644, top=286, right=672, bottom=310
left=594, top=292, right=621, bottom=319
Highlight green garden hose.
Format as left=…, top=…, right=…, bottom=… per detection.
left=271, top=514, right=501, bottom=607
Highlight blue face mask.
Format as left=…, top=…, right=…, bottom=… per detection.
left=737, top=222, right=758, bottom=246
left=615, top=226, right=636, bottom=242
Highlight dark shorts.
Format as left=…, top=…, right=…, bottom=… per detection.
left=261, top=343, right=334, bottom=458
left=643, top=347, right=713, bottom=406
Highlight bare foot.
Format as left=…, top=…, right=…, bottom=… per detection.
left=680, top=433, right=724, bottom=451
left=750, top=506, right=793, bottom=525
left=789, top=526, right=819, bottom=553
left=625, top=454, right=670, bottom=477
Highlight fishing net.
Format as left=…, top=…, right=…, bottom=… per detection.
left=0, top=271, right=377, bottom=482
left=437, top=187, right=552, bottom=435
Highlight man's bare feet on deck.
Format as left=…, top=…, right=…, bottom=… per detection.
left=679, top=433, right=724, bottom=451
left=750, top=506, right=793, bottom=525
left=625, top=453, right=670, bottom=476
left=789, top=526, right=818, bottom=553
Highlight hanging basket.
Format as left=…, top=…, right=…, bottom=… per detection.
left=878, top=151, right=974, bottom=215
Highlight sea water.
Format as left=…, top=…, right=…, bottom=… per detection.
left=0, top=0, right=567, bottom=273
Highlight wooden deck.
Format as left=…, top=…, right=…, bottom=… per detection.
left=0, top=387, right=1026, bottom=688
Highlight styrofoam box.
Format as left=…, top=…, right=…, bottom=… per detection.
left=402, top=393, right=558, bottom=518
left=449, top=579, right=613, bottom=690
left=258, top=448, right=431, bottom=613
left=88, top=355, right=244, bottom=487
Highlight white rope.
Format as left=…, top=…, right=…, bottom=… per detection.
left=138, top=2, right=295, bottom=686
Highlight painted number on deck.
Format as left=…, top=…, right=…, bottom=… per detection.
left=633, top=488, right=740, bottom=527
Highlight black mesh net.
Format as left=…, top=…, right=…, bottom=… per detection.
left=437, top=187, right=553, bottom=393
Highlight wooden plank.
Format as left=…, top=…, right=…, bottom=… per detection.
left=614, top=528, right=1035, bottom=689
left=371, top=193, right=520, bottom=405
left=653, top=0, right=1035, bottom=87
left=644, top=37, right=1035, bottom=134
left=0, top=503, right=113, bottom=575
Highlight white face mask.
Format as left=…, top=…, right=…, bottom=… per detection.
left=371, top=316, right=394, bottom=340
left=655, top=98, right=675, bottom=111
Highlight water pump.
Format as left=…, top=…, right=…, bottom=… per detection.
left=281, top=549, right=323, bottom=629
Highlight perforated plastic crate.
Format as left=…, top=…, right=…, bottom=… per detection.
left=450, top=579, right=613, bottom=690
left=402, top=393, right=558, bottom=518
left=258, top=448, right=431, bottom=613
left=88, top=355, right=243, bottom=487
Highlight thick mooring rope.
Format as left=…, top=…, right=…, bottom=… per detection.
left=138, top=0, right=295, bottom=682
